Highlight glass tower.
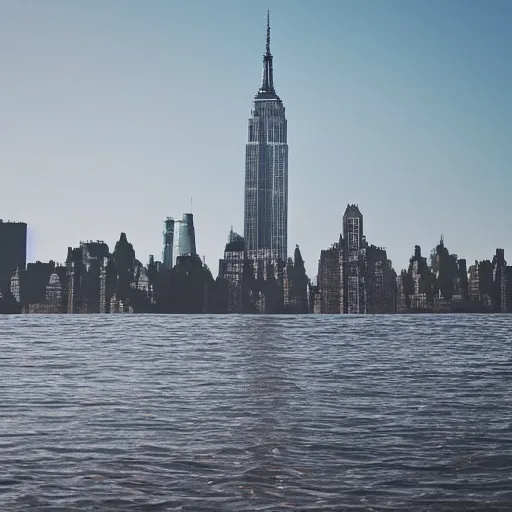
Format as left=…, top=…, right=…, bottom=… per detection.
left=174, top=213, right=197, bottom=265
left=244, top=11, right=288, bottom=263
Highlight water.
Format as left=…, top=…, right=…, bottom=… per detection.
left=1, top=314, right=511, bottom=511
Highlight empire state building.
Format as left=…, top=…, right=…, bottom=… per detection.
left=244, top=12, right=288, bottom=262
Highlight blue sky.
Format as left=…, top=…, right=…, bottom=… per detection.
left=1, top=0, right=510, bottom=277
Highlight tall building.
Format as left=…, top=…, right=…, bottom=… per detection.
left=492, top=248, right=507, bottom=313
left=66, top=241, right=109, bottom=313
left=162, top=217, right=175, bottom=270
left=364, top=245, right=386, bottom=314
left=467, top=260, right=480, bottom=303
left=174, top=213, right=197, bottom=264
left=478, top=260, right=493, bottom=309
left=363, top=245, right=396, bottom=314
left=81, top=241, right=109, bottom=313
left=456, top=259, right=469, bottom=302
left=0, top=220, right=27, bottom=293
left=409, top=245, right=431, bottom=310
left=244, top=11, right=288, bottom=263
left=343, top=205, right=364, bottom=313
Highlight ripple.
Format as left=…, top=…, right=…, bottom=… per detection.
left=0, top=314, right=511, bottom=510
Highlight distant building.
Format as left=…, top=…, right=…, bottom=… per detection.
left=248, top=248, right=275, bottom=313
left=492, top=249, right=507, bottom=313
left=162, top=217, right=175, bottom=270
left=396, top=271, right=408, bottom=313
left=0, top=220, right=27, bottom=294
left=343, top=205, right=364, bottom=314
left=132, top=263, right=150, bottom=295
left=174, top=213, right=197, bottom=264
left=66, top=241, right=109, bottom=313
left=10, top=268, right=21, bottom=303
left=467, top=260, right=480, bottom=303
left=317, top=241, right=343, bottom=314
left=365, top=245, right=395, bottom=314
left=309, top=284, right=321, bottom=314
left=218, top=228, right=245, bottom=313
left=45, top=273, right=63, bottom=313
left=507, top=267, right=512, bottom=312
left=410, top=246, right=430, bottom=310
left=315, top=208, right=396, bottom=315
left=456, top=259, right=469, bottom=302
left=478, top=260, right=493, bottom=309
left=81, top=241, right=109, bottom=313
left=23, top=261, right=56, bottom=308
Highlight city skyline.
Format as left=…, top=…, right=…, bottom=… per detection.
left=3, top=204, right=511, bottom=315
left=1, top=1, right=511, bottom=278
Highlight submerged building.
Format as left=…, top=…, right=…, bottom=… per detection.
left=244, top=11, right=288, bottom=263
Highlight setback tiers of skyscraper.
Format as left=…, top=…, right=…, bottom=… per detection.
left=244, top=11, right=288, bottom=263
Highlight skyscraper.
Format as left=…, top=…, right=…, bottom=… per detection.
left=162, top=217, right=175, bottom=270
left=174, top=213, right=197, bottom=264
left=343, top=205, right=364, bottom=314
left=244, top=11, right=288, bottom=262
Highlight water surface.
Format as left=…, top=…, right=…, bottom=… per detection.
left=1, top=314, right=511, bottom=511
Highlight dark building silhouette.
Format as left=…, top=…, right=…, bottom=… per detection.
left=0, top=220, right=27, bottom=294
left=467, top=260, right=480, bottom=303
left=15, top=261, right=66, bottom=314
left=399, top=245, right=434, bottom=311
left=492, top=249, right=507, bottom=313
left=432, top=236, right=459, bottom=305
left=21, top=261, right=56, bottom=307
left=478, top=259, right=493, bottom=309
left=318, top=240, right=343, bottom=314
left=65, top=241, right=110, bottom=313
left=162, top=217, right=175, bottom=270
left=364, top=245, right=396, bottom=314
left=285, top=245, right=309, bottom=313
left=457, top=259, right=469, bottom=302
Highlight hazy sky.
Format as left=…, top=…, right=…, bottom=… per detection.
left=1, top=0, right=511, bottom=277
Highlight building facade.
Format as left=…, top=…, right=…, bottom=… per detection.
left=244, top=12, right=288, bottom=263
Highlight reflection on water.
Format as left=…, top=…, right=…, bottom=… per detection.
left=0, top=314, right=512, bottom=511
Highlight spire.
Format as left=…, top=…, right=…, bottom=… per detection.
left=259, top=10, right=275, bottom=95
left=266, top=9, right=270, bottom=56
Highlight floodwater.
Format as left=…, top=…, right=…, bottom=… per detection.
left=1, top=314, right=511, bottom=511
